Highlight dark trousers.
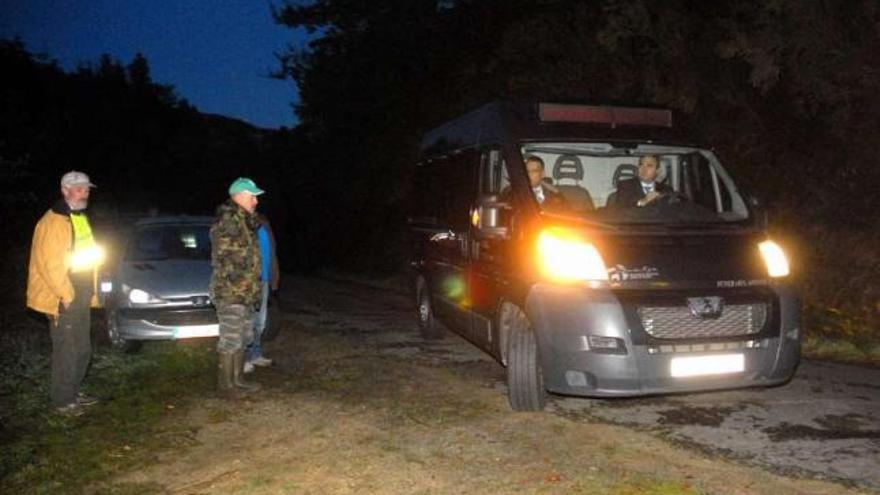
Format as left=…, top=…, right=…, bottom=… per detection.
left=49, top=281, right=92, bottom=407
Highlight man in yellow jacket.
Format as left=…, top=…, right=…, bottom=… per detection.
left=27, top=171, right=103, bottom=416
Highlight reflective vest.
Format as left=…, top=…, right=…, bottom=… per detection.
left=69, top=213, right=102, bottom=273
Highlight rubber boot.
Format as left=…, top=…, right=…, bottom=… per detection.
left=217, top=351, right=236, bottom=399
left=233, top=349, right=261, bottom=392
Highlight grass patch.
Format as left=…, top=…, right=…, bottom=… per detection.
left=607, top=476, right=706, bottom=494
left=0, top=338, right=216, bottom=494
left=802, top=335, right=880, bottom=367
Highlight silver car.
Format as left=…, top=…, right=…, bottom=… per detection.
left=101, top=216, right=218, bottom=352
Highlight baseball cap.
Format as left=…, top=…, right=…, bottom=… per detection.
left=60, top=171, right=96, bottom=188
left=228, top=177, right=265, bottom=196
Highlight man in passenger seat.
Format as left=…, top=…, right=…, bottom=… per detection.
left=613, top=154, right=670, bottom=208
left=525, top=156, right=568, bottom=211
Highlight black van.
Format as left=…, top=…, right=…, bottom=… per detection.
left=408, top=101, right=801, bottom=411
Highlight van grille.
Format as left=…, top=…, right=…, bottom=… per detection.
left=637, top=303, right=767, bottom=339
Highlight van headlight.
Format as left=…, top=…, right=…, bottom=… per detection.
left=758, top=240, right=790, bottom=278
left=537, top=228, right=608, bottom=283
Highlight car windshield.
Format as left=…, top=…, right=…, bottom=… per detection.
left=126, top=224, right=211, bottom=261
left=520, top=142, right=750, bottom=226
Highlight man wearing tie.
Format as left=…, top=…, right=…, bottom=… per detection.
left=612, top=154, right=671, bottom=208
left=525, top=156, right=567, bottom=211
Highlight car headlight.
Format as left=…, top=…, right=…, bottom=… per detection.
left=537, top=228, right=608, bottom=283
left=127, top=288, right=165, bottom=304
left=758, top=240, right=790, bottom=278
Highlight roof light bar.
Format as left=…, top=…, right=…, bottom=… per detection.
left=538, top=103, right=673, bottom=128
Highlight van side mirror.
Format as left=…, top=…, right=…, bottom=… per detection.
left=747, top=195, right=768, bottom=229
left=473, top=194, right=511, bottom=239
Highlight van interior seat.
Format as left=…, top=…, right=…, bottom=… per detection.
left=605, top=163, right=639, bottom=208
left=552, top=155, right=594, bottom=212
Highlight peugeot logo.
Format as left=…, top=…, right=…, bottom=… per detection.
left=687, top=296, right=724, bottom=319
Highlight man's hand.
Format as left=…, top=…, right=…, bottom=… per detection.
left=638, top=191, right=662, bottom=207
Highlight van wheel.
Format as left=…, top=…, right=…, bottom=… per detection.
left=416, top=277, right=444, bottom=340
left=507, top=311, right=546, bottom=411
left=107, top=309, right=142, bottom=354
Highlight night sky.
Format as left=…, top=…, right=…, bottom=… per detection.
left=1, top=0, right=308, bottom=129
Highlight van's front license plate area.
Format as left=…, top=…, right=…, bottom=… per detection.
left=670, top=354, right=744, bottom=378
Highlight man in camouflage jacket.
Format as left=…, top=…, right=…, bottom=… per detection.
left=210, top=177, right=265, bottom=397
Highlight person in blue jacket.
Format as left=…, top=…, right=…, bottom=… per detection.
left=245, top=213, right=280, bottom=372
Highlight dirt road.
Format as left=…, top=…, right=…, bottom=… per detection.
left=106, top=275, right=877, bottom=494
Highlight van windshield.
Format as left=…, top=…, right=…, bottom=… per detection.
left=520, top=143, right=750, bottom=226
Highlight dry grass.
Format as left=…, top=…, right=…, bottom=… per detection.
left=98, top=323, right=866, bottom=495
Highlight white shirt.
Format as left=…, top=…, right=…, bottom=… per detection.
left=533, top=185, right=545, bottom=204
left=640, top=181, right=655, bottom=195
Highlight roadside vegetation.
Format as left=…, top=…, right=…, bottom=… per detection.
left=0, top=313, right=216, bottom=494
left=790, top=222, right=880, bottom=365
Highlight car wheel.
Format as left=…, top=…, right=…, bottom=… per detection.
left=261, top=293, right=284, bottom=342
left=416, top=277, right=444, bottom=340
left=106, top=309, right=142, bottom=354
left=507, top=310, right=546, bottom=411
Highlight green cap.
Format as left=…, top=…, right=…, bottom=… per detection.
left=228, top=177, right=265, bottom=196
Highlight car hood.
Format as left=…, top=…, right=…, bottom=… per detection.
left=119, top=259, right=212, bottom=298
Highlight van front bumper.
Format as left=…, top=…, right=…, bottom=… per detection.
left=525, top=283, right=801, bottom=397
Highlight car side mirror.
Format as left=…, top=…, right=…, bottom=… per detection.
left=473, top=194, right=511, bottom=240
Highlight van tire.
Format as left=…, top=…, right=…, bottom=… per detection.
left=416, top=277, right=444, bottom=340
left=507, top=313, right=546, bottom=411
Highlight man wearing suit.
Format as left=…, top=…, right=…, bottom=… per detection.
left=525, top=156, right=567, bottom=211
left=613, top=154, right=671, bottom=208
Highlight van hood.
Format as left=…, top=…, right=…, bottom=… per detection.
left=119, top=259, right=212, bottom=298
left=598, top=232, right=769, bottom=288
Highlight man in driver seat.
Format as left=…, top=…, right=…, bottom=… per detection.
left=614, top=154, right=671, bottom=208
